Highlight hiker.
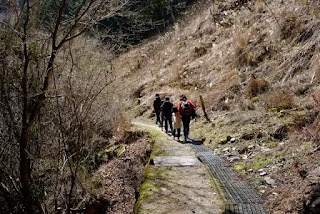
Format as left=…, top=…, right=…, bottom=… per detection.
left=178, top=95, right=196, bottom=142
left=161, top=96, right=173, bottom=134
left=172, top=106, right=182, bottom=141
left=153, top=93, right=161, bottom=124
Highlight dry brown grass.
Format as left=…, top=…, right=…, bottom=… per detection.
left=206, top=70, right=239, bottom=111
left=113, top=114, right=132, bottom=141
left=107, top=1, right=320, bottom=212
left=255, top=0, right=265, bottom=13
left=310, top=54, right=320, bottom=83
left=264, top=87, right=294, bottom=110
left=194, top=46, right=207, bottom=58
left=246, top=75, right=269, bottom=97
left=277, top=8, right=315, bottom=44
left=233, top=32, right=251, bottom=68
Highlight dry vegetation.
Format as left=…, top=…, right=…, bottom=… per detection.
left=110, top=0, right=320, bottom=212
left=0, top=0, right=154, bottom=213
left=2, top=0, right=320, bottom=213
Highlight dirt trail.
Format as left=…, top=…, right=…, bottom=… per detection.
left=134, top=121, right=223, bottom=214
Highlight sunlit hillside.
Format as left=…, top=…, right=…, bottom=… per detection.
left=111, top=0, right=320, bottom=212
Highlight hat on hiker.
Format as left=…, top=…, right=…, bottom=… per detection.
left=180, top=94, right=187, bottom=100
left=165, top=96, right=170, bottom=101
left=155, top=93, right=159, bottom=97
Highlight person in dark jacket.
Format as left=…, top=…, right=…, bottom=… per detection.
left=161, top=96, right=173, bottom=133
left=178, top=95, right=196, bottom=142
left=153, top=94, right=161, bottom=124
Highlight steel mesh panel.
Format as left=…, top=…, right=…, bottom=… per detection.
left=190, top=144, right=268, bottom=214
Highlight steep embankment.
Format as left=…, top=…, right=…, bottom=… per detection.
left=112, top=0, right=320, bottom=213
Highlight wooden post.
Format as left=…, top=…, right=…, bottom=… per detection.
left=200, top=95, right=210, bottom=121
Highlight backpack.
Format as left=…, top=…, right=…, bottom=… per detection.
left=181, top=101, right=192, bottom=116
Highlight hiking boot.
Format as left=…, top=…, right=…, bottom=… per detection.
left=177, top=138, right=180, bottom=142
left=161, top=127, right=163, bottom=131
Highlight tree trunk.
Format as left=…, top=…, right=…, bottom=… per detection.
left=19, top=128, right=32, bottom=213
left=20, top=1, right=33, bottom=211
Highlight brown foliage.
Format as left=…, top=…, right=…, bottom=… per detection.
left=113, top=114, right=132, bottom=141
left=255, top=0, right=265, bottom=13
left=264, top=87, right=294, bottom=110
left=233, top=33, right=251, bottom=67
left=194, top=46, right=207, bottom=58
left=94, top=133, right=151, bottom=214
left=246, top=75, right=269, bottom=97
left=278, top=9, right=314, bottom=43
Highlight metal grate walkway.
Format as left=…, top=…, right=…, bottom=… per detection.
left=191, top=144, right=268, bottom=214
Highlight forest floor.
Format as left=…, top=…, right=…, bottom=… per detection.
left=133, top=121, right=223, bottom=214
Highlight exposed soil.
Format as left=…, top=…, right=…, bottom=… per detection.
left=87, top=130, right=151, bottom=214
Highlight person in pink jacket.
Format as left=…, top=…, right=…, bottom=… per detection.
left=172, top=106, right=182, bottom=141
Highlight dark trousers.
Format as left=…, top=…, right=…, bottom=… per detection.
left=155, top=110, right=161, bottom=124
left=173, top=128, right=181, bottom=138
left=161, top=116, right=172, bottom=132
left=181, top=116, right=191, bottom=139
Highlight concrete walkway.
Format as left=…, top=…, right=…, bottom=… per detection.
left=134, top=122, right=223, bottom=214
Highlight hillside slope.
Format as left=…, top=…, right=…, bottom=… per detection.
left=111, top=0, right=320, bottom=213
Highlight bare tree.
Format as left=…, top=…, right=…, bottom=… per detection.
left=0, top=0, right=129, bottom=213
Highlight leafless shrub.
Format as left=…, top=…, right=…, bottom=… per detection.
left=132, top=84, right=146, bottom=99
left=264, top=87, right=294, bottom=110
left=255, top=0, right=265, bottom=13
left=233, top=28, right=272, bottom=69
left=233, top=32, right=251, bottom=67
left=291, top=111, right=316, bottom=131
left=246, top=75, right=269, bottom=97
left=194, top=46, right=207, bottom=58
left=113, top=114, right=132, bottom=142
left=277, top=8, right=315, bottom=43
left=0, top=0, right=131, bottom=212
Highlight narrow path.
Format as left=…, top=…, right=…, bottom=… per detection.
left=134, top=121, right=223, bottom=214
left=134, top=121, right=268, bottom=214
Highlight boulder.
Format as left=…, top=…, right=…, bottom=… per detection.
left=264, top=177, right=276, bottom=186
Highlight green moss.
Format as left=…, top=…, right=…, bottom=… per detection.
left=117, top=144, right=126, bottom=157
left=189, top=121, right=222, bottom=148
left=250, top=153, right=271, bottom=170
left=251, top=96, right=260, bottom=103
left=274, top=151, right=284, bottom=158
left=234, top=164, right=245, bottom=171
left=135, top=166, right=169, bottom=213
left=296, top=111, right=307, bottom=117
left=251, top=178, right=261, bottom=184
left=132, top=122, right=170, bottom=213
left=208, top=174, right=225, bottom=209
left=266, top=141, right=278, bottom=148
left=106, top=145, right=118, bottom=152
